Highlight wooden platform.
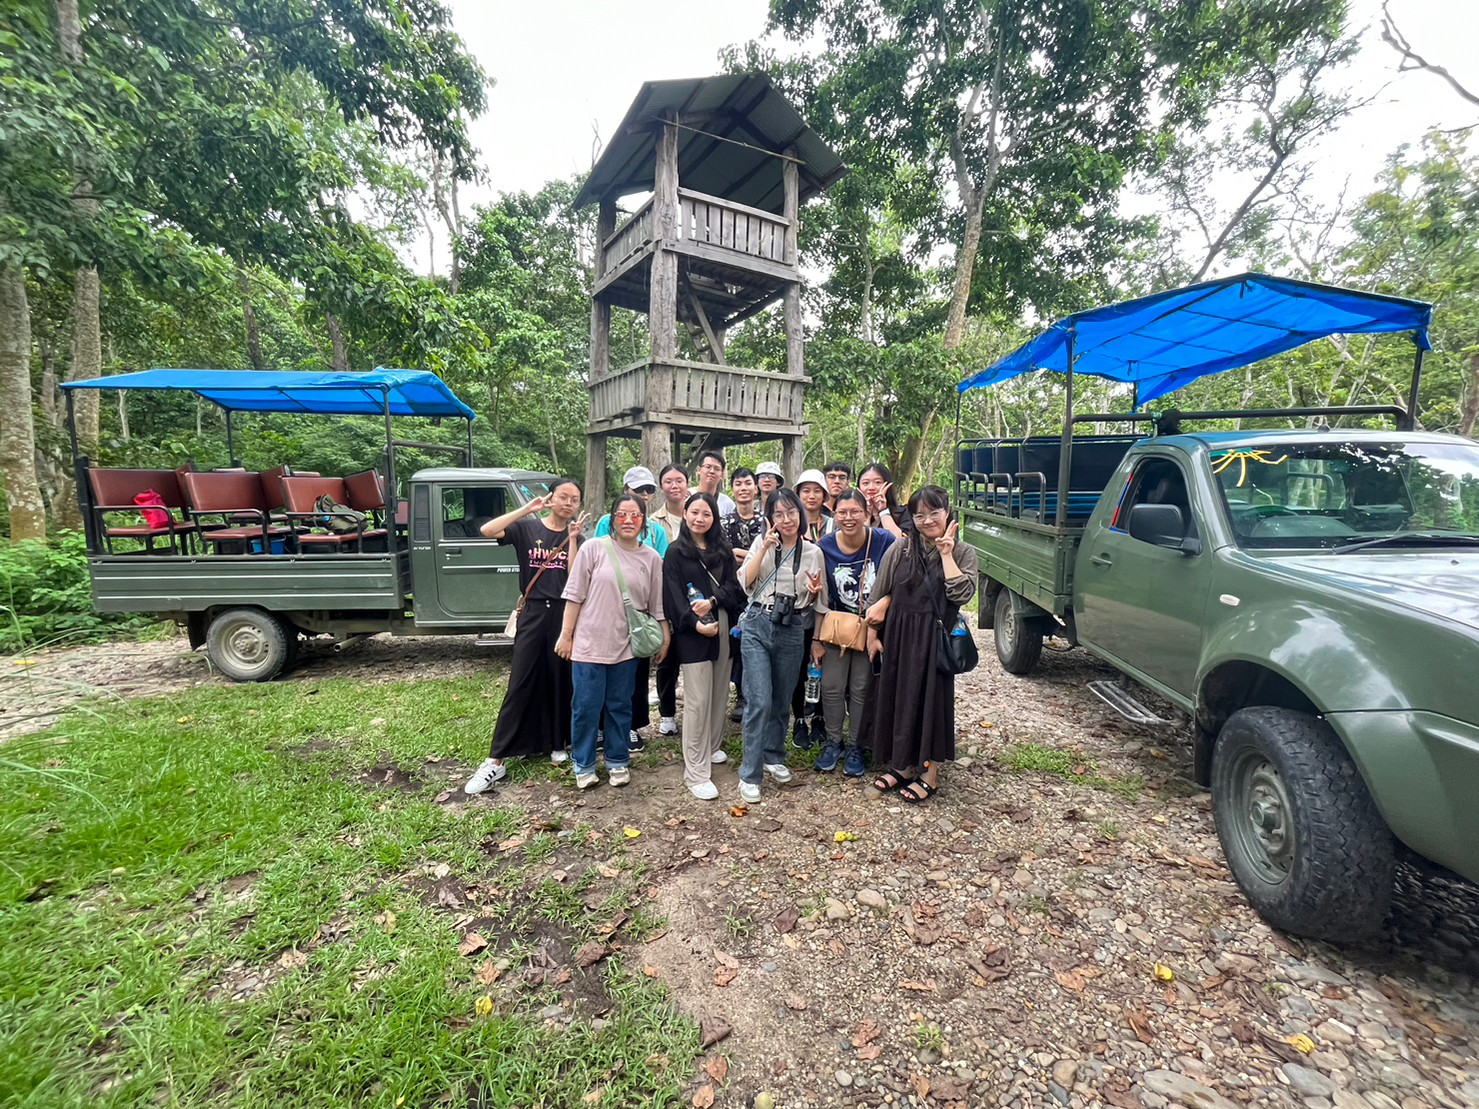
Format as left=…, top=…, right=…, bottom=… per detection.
left=589, top=357, right=806, bottom=442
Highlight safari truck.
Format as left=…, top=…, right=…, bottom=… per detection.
left=953, top=274, right=1479, bottom=941
left=62, top=369, right=557, bottom=682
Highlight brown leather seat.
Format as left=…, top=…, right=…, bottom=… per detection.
left=182, top=470, right=289, bottom=551
left=86, top=468, right=198, bottom=553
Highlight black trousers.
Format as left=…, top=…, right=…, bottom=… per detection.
left=488, top=599, right=571, bottom=758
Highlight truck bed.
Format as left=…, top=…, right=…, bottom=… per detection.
left=89, top=552, right=405, bottom=614
left=959, top=511, right=1083, bottom=618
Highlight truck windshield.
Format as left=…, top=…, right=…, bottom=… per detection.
left=1211, top=440, right=1479, bottom=550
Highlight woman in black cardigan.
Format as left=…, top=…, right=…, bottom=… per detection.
left=663, top=492, right=746, bottom=799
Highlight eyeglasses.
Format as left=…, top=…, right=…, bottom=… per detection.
left=918, top=509, right=950, bottom=521
left=771, top=508, right=800, bottom=521
left=613, top=511, right=643, bottom=522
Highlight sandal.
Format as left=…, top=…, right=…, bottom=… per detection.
left=898, top=778, right=937, bottom=804
left=872, top=769, right=908, bottom=793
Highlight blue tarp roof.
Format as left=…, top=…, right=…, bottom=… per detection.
left=957, top=273, right=1433, bottom=403
left=62, top=368, right=476, bottom=420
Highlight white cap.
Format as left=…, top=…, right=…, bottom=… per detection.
left=755, top=461, right=784, bottom=479
left=623, top=465, right=657, bottom=490
left=795, top=468, right=827, bottom=493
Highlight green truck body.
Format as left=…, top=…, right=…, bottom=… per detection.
left=87, top=467, right=557, bottom=677
left=962, top=427, right=1479, bottom=938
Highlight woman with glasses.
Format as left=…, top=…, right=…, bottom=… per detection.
left=556, top=493, right=670, bottom=790
left=863, top=485, right=977, bottom=803
left=736, top=488, right=828, bottom=804
left=663, top=492, right=745, bottom=799
left=812, top=488, right=895, bottom=777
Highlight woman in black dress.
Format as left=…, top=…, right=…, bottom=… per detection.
left=863, top=485, right=978, bottom=803
left=464, top=478, right=587, bottom=793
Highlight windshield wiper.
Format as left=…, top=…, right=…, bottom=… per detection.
left=1332, top=532, right=1479, bottom=555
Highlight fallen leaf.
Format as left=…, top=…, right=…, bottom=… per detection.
left=642, top=965, right=660, bottom=978
left=1102, top=1076, right=1139, bottom=1109
left=12, top=658, right=38, bottom=667
left=784, top=993, right=807, bottom=1010
left=833, top=830, right=857, bottom=843
left=898, top=978, right=936, bottom=992
left=713, top=966, right=738, bottom=987
left=459, top=931, right=488, bottom=957
left=176, top=715, right=194, bottom=724
left=699, top=1015, right=732, bottom=1047
left=475, top=957, right=506, bottom=985
left=754, top=818, right=782, bottom=832
left=857, top=1043, right=882, bottom=1060
left=691, top=1083, right=715, bottom=1108
left=730, top=805, right=749, bottom=818
left=374, top=910, right=398, bottom=935
left=714, top=950, right=740, bottom=969
left=827, top=939, right=844, bottom=956
left=1186, top=855, right=1221, bottom=870
left=1153, top=963, right=1175, bottom=982
left=277, top=949, right=307, bottom=969
left=497, top=836, right=525, bottom=852
left=433, top=790, right=452, bottom=803
left=1286, top=1033, right=1316, bottom=1054
left=772, top=906, right=800, bottom=934
left=474, top=995, right=493, bottom=1017
left=623, top=826, right=641, bottom=838
left=703, top=1056, right=729, bottom=1083
left=1054, top=966, right=1102, bottom=992
left=1124, top=1008, right=1155, bottom=1045
left=583, top=1086, right=605, bottom=1104
left=597, top=863, right=621, bottom=879
left=851, top=1020, right=882, bottom=1047
left=914, top=1073, right=931, bottom=1099
left=574, top=940, right=608, bottom=967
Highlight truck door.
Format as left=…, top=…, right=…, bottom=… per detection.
left=424, top=483, right=522, bottom=620
left=1075, top=456, right=1212, bottom=696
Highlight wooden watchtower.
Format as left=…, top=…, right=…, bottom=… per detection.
left=577, top=75, right=846, bottom=508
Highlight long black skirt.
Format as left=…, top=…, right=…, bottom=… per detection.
left=863, top=569, right=957, bottom=771
left=489, top=598, right=572, bottom=758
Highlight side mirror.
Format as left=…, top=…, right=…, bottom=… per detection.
left=1128, top=503, right=1201, bottom=555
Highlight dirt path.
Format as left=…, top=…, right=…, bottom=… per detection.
left=7, top=632, right=1477, bottom=1109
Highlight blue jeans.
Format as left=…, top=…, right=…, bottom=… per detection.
left=739, top=605, right=805, bottom=785
left=571, top=659, right=638, bottom=775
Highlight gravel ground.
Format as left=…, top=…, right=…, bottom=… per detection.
left=5, top=631, right=1477, bottom=1109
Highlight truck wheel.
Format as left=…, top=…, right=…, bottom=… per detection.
left=1211, top=707, right=1395, bottom=941
left=206, top=608, right=291, bottom=682
left=994, top=589, right=1044, bottom=675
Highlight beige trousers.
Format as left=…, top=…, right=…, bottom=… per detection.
left=680, top=610, right=731, bottom=785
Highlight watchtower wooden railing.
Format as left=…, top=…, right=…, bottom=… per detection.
left=589, top=358, right=806, bottom=438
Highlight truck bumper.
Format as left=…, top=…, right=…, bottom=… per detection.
left=1326, top=709, right=1479, bottom=884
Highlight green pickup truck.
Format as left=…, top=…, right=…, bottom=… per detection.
left=64, top=369, right=555, bottom=683
left=953, top=274, right=1478, bottom=940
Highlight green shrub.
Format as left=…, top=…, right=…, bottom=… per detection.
left=0, top=533, right=155, bottom=650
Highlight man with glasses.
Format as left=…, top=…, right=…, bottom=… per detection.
left=755, top=461, right=784, bottom=502
left=692, top=450, right=736, bottom=515
left=823, top=461, right=853, bottom=513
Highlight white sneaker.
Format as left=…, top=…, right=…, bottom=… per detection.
left=648, top=689, right=659, bottom=706
left=710, top=750, right=728, bottom=764
left=764, top=762, right=793, bottom=784
left=738, top=780, right=761, bottom=804
left=464, top=758, right=506, bottom=794
left=689, top=780, right=719, bottom=800
left=575, top=771, right=600, bottom=790
left=608, top=767, right=631, bottom=787
left=659, top=716, right=678, bottom=735
left=549, top=749, right=568, bottom=764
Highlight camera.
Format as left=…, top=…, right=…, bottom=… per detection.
left=770, top=593, right=797, bottom=625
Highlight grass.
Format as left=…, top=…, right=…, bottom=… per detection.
left=1000, top=741, right=1146, bottom=800
left=0, top=675, right=697, bottom=1108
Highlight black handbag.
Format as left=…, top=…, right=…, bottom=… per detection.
left=930, top=577, right=979, bottom=677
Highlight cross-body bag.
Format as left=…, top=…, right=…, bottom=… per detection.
left=817, top=529, right=872, bottom=654
left=503, top=530, right=572, bottom=637
left=605, top=538, right=665, bottom=658
left=928, top=550, right=979, bottom=676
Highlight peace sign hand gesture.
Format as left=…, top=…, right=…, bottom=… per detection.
left=936, top=521, right=959, bottom=560
left=525, top=494, right=549, bottom=515
left=804, top=568, right=823, bottom=596
left=568, top=511, right=590, bottom=539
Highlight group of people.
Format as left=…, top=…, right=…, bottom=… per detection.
left=463, top=450, right=978, bottom=806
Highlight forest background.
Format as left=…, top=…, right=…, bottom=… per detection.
left=2, top=0, right=1477, bottom=638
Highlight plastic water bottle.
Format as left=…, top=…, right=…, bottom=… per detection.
left=951, top=614, right=971, bottom=637
left=687, top=582, right=717, bottom=625
left=804, top=662, right=822, bottom=708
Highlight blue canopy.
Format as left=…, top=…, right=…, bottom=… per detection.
left=957, top=273, right=1433, bottom=403
left=62, top=368, right=477, bottom=420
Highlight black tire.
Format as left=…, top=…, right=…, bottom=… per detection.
left=1211, top=706, right=1395, bottom=941
left=205, top=608, right=291, bottom=682
left=994, top=588, right=1044, bottom=675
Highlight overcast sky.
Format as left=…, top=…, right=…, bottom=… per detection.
left=426, top=0, right=1479, bottom=273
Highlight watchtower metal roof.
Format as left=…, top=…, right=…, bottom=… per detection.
left=575, top=74, right=847, bottom=214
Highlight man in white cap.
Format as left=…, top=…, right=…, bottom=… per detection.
left=755, top=461, right=784, bottom=505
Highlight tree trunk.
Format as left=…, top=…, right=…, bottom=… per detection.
left=0, top=267, right=48, bottom=540
left=1460, top=351, right=1479, bottom=439
left=68, top=266, right=101, bottom=454
left=945, top=191, right=985, bottom=350
left=327, top=313, right=348, bottom=372
left=239, top=266, right=265, bottom=370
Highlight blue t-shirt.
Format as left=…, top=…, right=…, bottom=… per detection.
left=593, top=513, right=669, bottom=555
left=817, top=528, right=895, bottom=614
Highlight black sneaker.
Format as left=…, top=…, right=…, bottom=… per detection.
left=729, top=699, right=744, bottom=724
left=627, top=729, right=646, bottom=753
left=790, top=717, right=811, bottom=749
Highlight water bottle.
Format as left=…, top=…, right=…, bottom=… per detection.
left=951, top=614, right=971, bottom=637
left=687, top=582, right=718, bottom=625
left=804, top=662, right=822, bottom=708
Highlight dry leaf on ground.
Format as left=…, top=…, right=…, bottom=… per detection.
left=851, top=1019, right=882, bottom=1048
left=1124, top=1008, right=1155, bottom=1045
left=691, top=1083, right=715, bottom=1108
left=458, top=931, right=488, bottom=957
left=574, top=940, right=608, bottom=967
left=714, top=950, right=740, bottom=969
left=713, top=966, right=738, bottom=987
left=703, top=1056, right=729, bottom=1083
left=699, top=1015, right=732, bottom=1047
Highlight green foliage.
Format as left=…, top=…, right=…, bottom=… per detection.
left=0, top=533, right=153, bottom=649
